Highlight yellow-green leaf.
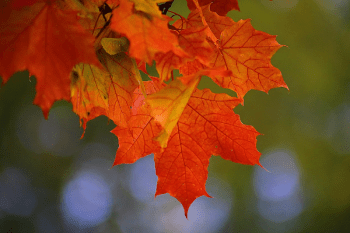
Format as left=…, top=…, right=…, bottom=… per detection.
left=101, top=37, right=130, bottom=55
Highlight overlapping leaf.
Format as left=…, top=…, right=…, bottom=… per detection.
left=74, top=0, right=116, bottom=48
left=153, top=87, right=260, bottom=217
left=173, top=3, right=235, bottom=39
left=111, top=78, right=164, bottom=165
left=179, top=60, right=206, bottom=76
left=146, top=67, right=231, bottom=148
left=0, top=0, right=101, bottom=118
left=0, top=0, right=288, bottom=218
left=112, top=77, right=261, bottom=217
left=110, top=0, right=184, bottom=65
left=154, top=89, right=261, bottom=217
left=71, top=48, right=139, bottom=133
left=101, top=37, right=130, bottom=55
left=186, top=0, right=239, bottom=16
left=210, top=19, right=288, bottom=98
left=174, top=6, right=288, bottom=98
left=155, top=25, right=213, bottom=82
left=129, top=0, right=168, bottom=17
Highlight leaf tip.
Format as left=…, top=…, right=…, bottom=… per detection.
left=79, top=120, right=88, bottom=139
left=185, top=210, right=189, bottom=219
left=41, top=108, right=50, bottom=120
left=79, top=130, right=85, bottom=139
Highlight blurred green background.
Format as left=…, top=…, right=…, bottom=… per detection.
left=1, top=0, right=350, bottom=232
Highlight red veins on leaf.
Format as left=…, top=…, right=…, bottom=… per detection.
left=173, top=3, right=235, bottom=39
left=111, top=77, right=164, bottom=165
left=210, top=19, right=288, bottom=99
left=110, top=0, right=185, bottom=65
left=70, top=48, right=139, bottom=135
left=0, top=0, right=102, bottom=118
left=153, top=85, right=261, bottom=218
left=0, top=0, right=288, bottom=217
left=155, top=25, right=213, bottom=82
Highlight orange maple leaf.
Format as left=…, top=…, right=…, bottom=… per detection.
left=112, top=75, right=260, bottom=217
left=110, top=0, right=184, bottom=65
left=111, top=77, right=164, bottom=165
left=155, top=25, right=213, bottom=82
left=0, top=0, right=101, bottom=118
left=161, top=82, right=257, bottom=217
left=186, top=0, right=239, bottom=16
left=173, top=3, right=235, bottom=39
left=154, top=86, right=261, bottom=217
left=210, top=19, right=288, bottom=98
left=71, top=48, right=139, bottom=135
left=129, top=0, right=167, bottom=18
left=173, top=4, right=287, bottom=98
left=0, top=0, right=288, bottom=219
left=179, top=59, right=206, bottom=76
left=146, top=67, right=231, bottom=148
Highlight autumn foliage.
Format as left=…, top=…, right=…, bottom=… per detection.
left=0, top=0, right=288, bottom=217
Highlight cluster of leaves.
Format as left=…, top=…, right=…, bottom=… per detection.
left=0, top=0, right=288, bottom=217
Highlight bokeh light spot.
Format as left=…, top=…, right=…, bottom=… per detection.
left=60, top=171, right=113, bottom=228
left=119, top=161, right=233, bottom=233
left=254, top=151, right=300, bottom=201
left=128, top=154, right=158, bottom=202
left=254, top=150, right=303, bottom=223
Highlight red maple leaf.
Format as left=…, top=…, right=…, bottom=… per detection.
left=154, top=89, right=261, bottom=217
left=70, top=48, right=139, bottom=135
left=0, top=0, right=101, bottom=118
left=173, top=3, right=235, bottom=39
left=210, top=19, right=288, bottom=98
left=111, top=77, right=164, bottom=165
left=0, top=0, right=288, bottom=218
left=174, top=6, right=288, bottom=98
left=186, top=0, right=240, bottom=16
left=110, top=0, right=185, bottom=65
left=155, top=25, right=213, bottom=82
left=113, top=74, right=261, bottom=217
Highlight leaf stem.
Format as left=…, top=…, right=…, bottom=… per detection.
left=168, top=10, right=186, bottom=31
